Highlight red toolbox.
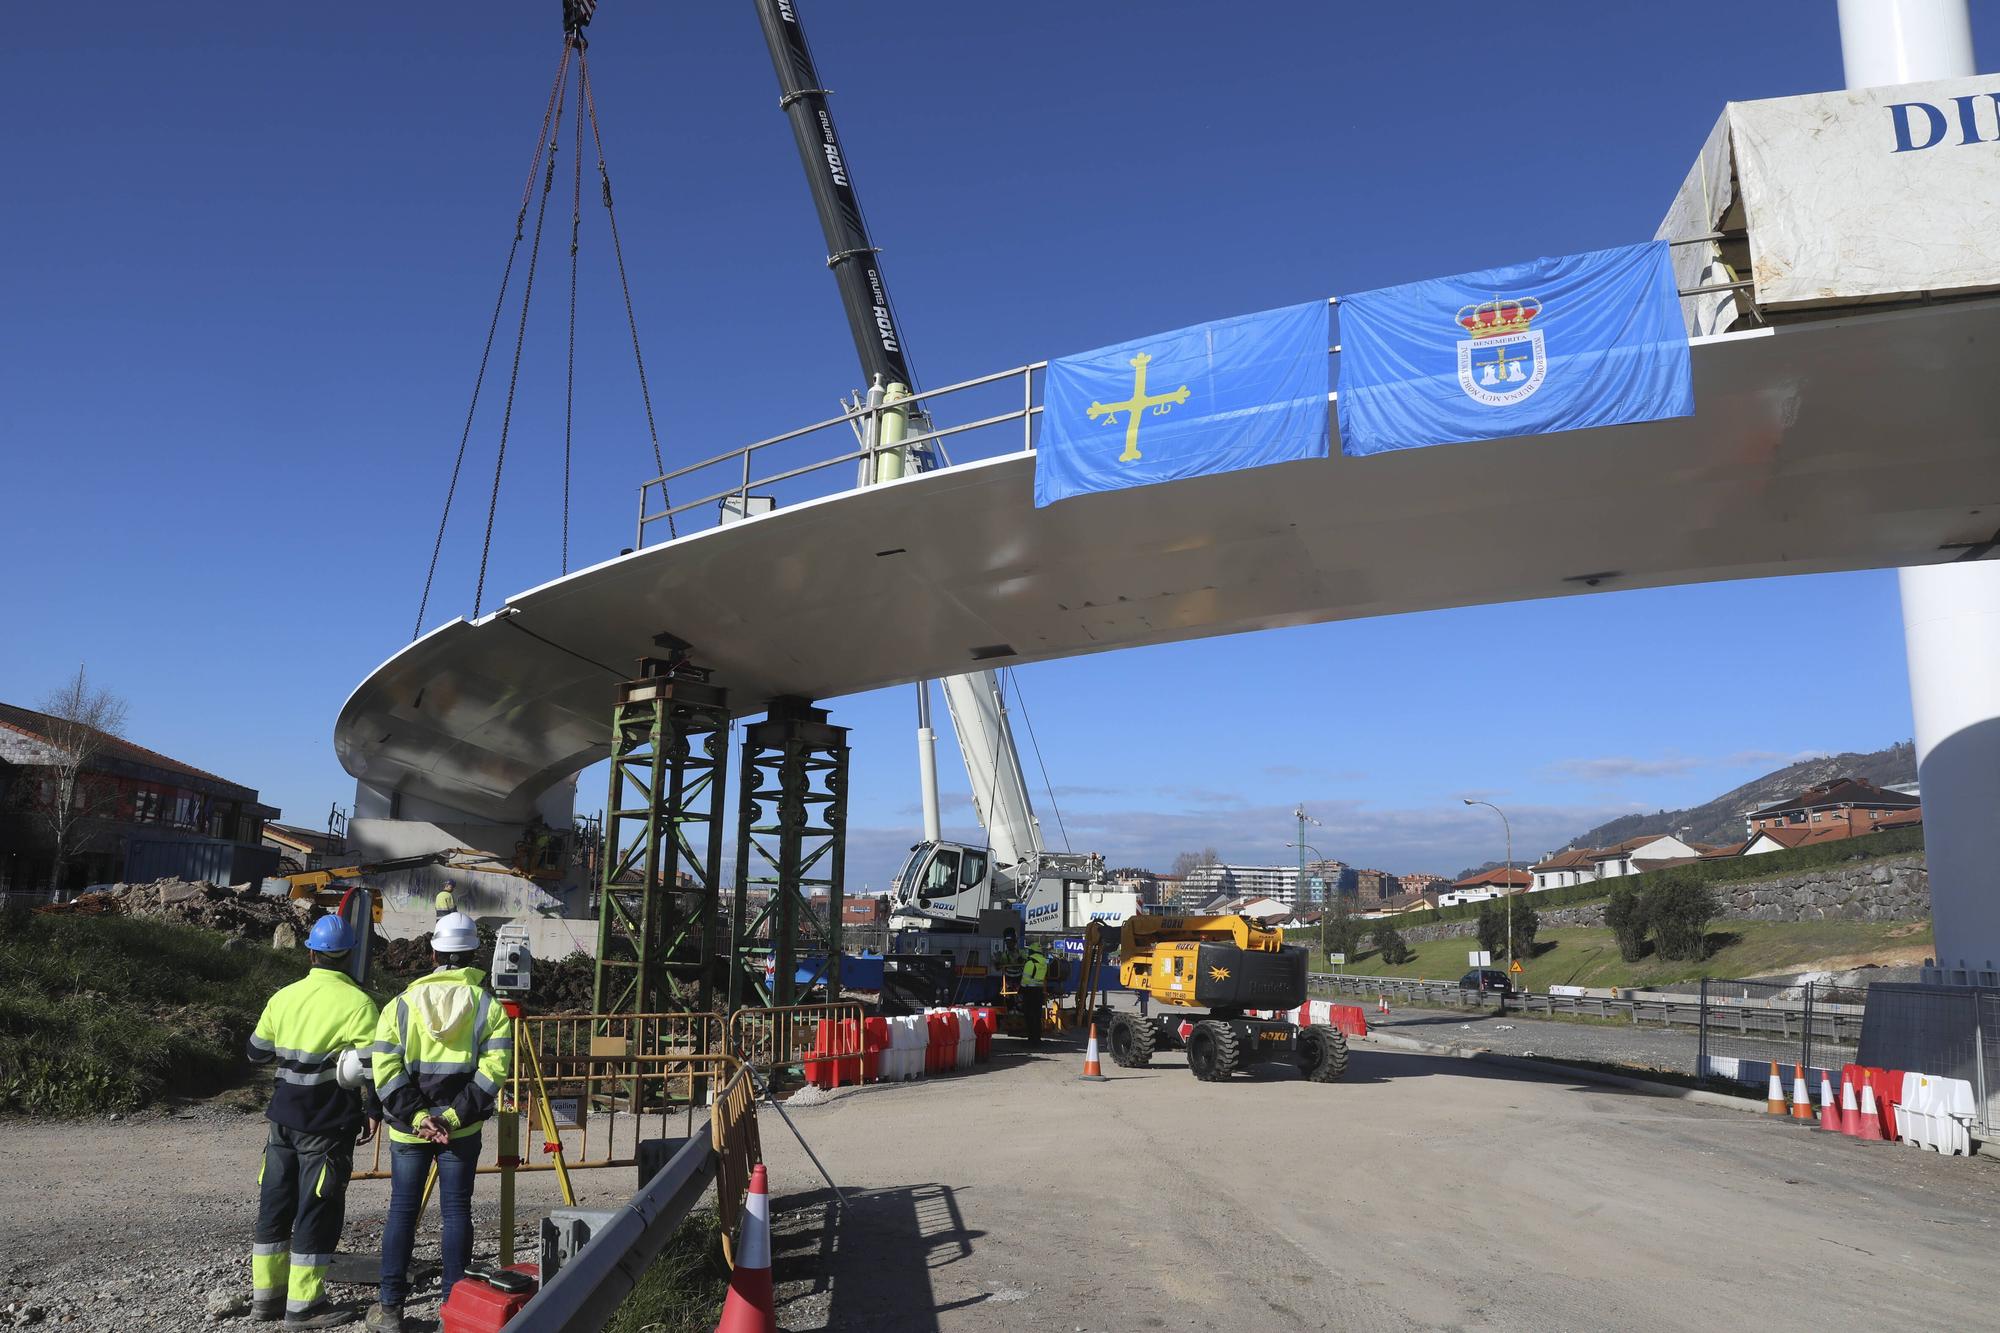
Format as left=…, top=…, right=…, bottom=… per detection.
left=439, top=1263, right=540, bottom=1333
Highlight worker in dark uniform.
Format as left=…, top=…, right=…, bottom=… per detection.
left=245, top=916, right=379, bottom=1327
left=1018, top=941, right=1051, bottom=1048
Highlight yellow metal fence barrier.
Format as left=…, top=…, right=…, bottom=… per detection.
left=727, top=1001, right=865, bottom=1076
left=711, top=1063, right=764, bottom=1266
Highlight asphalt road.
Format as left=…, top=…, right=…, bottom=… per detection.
left=1364, top=1002, right=1707, bottom=1074
left=760, top=1030, right=2000, bottom=1331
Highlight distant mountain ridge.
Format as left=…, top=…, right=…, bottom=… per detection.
left=1551, top=741, right=1917, bottom=856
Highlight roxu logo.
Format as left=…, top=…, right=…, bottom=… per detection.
left=1889, top=91, right=2000, bottom=152
left=1025, top=902, right=1059, bottom=922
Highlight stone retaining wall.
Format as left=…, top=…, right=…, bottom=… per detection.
left=1385, top=853, right=1928, bottom=943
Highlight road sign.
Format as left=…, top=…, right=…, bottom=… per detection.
left=1469, top=950, right=1492, bottom=967
left=1329, top=952, right=1346, bottom=965
left=1510, top=959, right=1524, bottom=974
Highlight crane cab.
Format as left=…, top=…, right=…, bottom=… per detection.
left=888, top=840, right=997, bottom=925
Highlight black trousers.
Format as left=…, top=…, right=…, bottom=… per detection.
left=1020, top=985, right=1045, bottom=1047
left=253, top=1122, right=354, bottom=1314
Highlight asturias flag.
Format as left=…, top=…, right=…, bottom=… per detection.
left=1335, top=241, right=1692, bottom=456
left=1034, top=301, right=1329, bottom=508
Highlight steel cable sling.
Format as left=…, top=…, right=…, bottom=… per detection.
left=412, top=6, right=677, bottom=636
left=412, top=42, right=576, bottom=639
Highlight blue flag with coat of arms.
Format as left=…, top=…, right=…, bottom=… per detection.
left=1334, top=241, right=1692, bottom=456
left=1034, top=301, right=1329, bottom=508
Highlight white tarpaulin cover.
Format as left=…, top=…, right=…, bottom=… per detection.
left=1730, top=74, right=2000, bottom=307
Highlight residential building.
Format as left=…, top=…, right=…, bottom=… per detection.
left=1353, top=868, right=1399, bottom=903
left=262, top=821, right=345, bottom=874
left=1397, top=872, right=1447, bottom=898
left=1176, top=862, right=1304, bottom=907
left=1590, top=834, right=1706, bottom=881
left=1742, top=777, right=1922, bottom=838
left=1450, top=866, right=1531, bottom=894
left=0, top=701, right=279, bottom=893
left=1529, top=847, right=1596, bottom=892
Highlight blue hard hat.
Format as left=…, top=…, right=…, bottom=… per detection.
left=305, top=916, right=355, bottom=954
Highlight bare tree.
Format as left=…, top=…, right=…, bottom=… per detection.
left=1169, top=847, right=1220, bottom=879
left=33, top=666, right=129, bottom=895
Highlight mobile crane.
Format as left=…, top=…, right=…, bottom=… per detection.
left=1092, top=913, right=1349, bottom=1083
left=751, top=0, right=1138, bottom=957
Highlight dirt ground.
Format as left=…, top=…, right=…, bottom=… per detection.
left=3, top=1032, right=1997, bottom=1331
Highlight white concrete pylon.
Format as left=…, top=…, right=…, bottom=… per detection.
left=1838, top=0, right=2000, bottom=987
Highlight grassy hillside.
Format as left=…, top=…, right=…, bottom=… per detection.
left=1303, top=919, right=1932, bottom=991
left=0, top=907, right=307, bottom=1115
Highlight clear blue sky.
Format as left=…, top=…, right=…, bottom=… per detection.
left=6, top=2, right=1983, bottom=889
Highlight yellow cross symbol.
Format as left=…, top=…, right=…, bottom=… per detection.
left=1088, top=352, right=1190, bottom=463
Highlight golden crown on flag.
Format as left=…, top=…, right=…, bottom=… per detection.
left=1455, top=294, right=1542, bottom=339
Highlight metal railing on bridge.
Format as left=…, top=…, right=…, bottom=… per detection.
left=634, top=246, right=1752, bottom=548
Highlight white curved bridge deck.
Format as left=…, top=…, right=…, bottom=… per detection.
left=339, top=299, right=2000, bottom=822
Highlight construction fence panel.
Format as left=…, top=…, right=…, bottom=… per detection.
left=1856, top=982, right=1999, bottom=1132
left=728, top=1001, right=865, bottom=1076
left=351, top=1012, right=728, bottom=1182
left=710, top=1064, right=763, bottom=1267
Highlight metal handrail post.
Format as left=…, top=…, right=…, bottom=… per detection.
left=634, top=479, right=648, bottom=550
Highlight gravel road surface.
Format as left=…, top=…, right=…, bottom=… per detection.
left=5, top=1031, right=1997, bottom=1331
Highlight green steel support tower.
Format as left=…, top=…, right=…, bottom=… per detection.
left=592, top=657, right=731, bottom=1017
left=730, top=697, right=849, bottom=1010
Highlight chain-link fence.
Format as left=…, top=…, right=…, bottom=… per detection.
left=1857, top=983, right=2000, bottom=1134
left=1696, top=979, right=1864, bottom=1095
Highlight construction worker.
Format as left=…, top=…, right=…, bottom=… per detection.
left=433, top=882, right=456, bottom=918
left=245, top=915, right=379, bottom=1328
left=365, top=913, right=512, bottom=1333
left=1018, top=939, right=1051, bottom=1048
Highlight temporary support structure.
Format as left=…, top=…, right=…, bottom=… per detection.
left=592, top=657, right=731, bottom=1016
left=730, top=698, right=850, bottom=1010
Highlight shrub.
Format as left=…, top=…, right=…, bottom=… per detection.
left=1476, top=901, right=1504, bottom=959
left=1605, top=886, right=1652, bottom=962
left=1650, top=877, right=1719, bottom=961
left=1507, top=896, right=1539, bottom=955
left=1371, top=924, right=1412, bottom=966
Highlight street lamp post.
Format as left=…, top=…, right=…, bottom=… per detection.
left=1462, top=798, right=1513, bottom=1003
left=1291, top=803, right=1322, bottom=952
left=1287, top=837, right=1327, bottom=961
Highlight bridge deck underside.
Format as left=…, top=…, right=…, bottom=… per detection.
left=339, top=300, right=2000, bottom=822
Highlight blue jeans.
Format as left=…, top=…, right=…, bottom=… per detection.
left=379, top=1133, right=481, bottom=1309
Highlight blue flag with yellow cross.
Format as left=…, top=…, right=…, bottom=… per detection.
left=1034, top=301, right=1330, bottom=508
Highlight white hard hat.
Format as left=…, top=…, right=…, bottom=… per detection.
left=336, top=1048, right=367, bottom=1091
left=432, top=911, right=480, bottom=953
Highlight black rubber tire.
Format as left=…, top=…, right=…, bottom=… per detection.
left=1187, top=1019, right=1240, bottom=1081
left=1296, top=1025, right=1349, bottom=1083
left=1108, top=1013, right=1156, bottom=1068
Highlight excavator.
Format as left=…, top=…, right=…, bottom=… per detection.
left=1084, top=914, right=1349, bottom=1083
left=276, top=852, right=451, bottom=920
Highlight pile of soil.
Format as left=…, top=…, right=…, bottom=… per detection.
left=374, top=926, right=598, bottom=1012
left=41, top=878, right=315, bottom=945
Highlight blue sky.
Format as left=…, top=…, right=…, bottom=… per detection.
left=5, top=2, right=1979, bottom=889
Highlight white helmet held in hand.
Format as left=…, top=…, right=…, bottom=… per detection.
left=336, top=1048, right=368, bottom=1090
left=431, top=911, right=480, bottom=953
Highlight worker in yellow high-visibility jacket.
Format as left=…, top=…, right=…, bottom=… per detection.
left=433, top=884, right=456, bottom=918
left=245, top=915, right=379, bottom=1327
left=364, top=913, right=512, bottom=1333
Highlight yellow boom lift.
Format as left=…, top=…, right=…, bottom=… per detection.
left=1084, top=914, right=1348, bottom=1083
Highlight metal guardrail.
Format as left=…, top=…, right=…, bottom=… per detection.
left=1310, top=972, right=1864, bottom=1043
left=507, top=1113, right=721, bottom=1333
left=634, top=252, right=1754, bottom=548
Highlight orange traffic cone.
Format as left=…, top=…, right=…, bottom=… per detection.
left=1856, top=1081, right=1886, bottom=1142
left=1816, top=1073, right=1841, bottom=1133
left=716, top=1164, right=776, bottom=1333
left=1766, top=1065, right=1788, bottom=1116
left=1377, top=994, right=1389, bottom=1016
left=1840, top=1078, right=1863, bottom=1137
left=1790, top=1066, right=1815, bottom=1122
left=1079, top=1023, right=1107, bottom=1081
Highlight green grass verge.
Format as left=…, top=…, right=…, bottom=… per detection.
left=0, top=906, right=307, bottom=1116
left=603, top=1208, right=729, bottom=1333
left=1301, top=918, right=1931, bottom=991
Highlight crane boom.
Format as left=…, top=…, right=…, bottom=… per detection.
left=750, top=0, right=1055, bottom=895
left=750, top=0, right=913, bottom=390
left=939, top=669, right=1045, bottom=876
